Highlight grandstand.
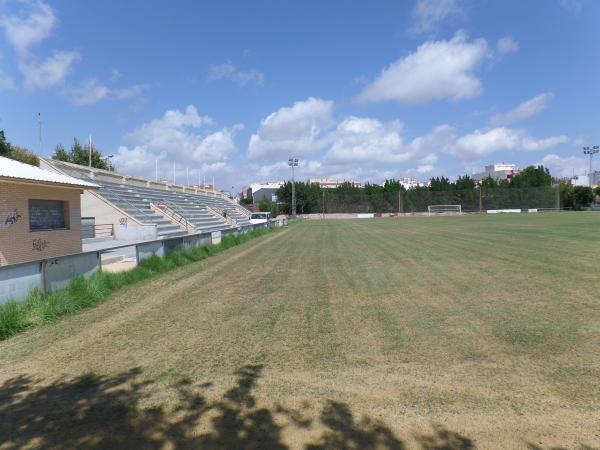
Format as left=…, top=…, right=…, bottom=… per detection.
left=41, top=159, right=251, bottom=239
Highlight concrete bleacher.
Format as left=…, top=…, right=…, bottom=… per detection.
left=41, top=159, right=251, bottom=239
left=98, top=180, right=231, bottom=236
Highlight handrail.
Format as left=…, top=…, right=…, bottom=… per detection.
left=206, top=205, right=239, bottom=227
left=152, top=200, right=195, bottom=232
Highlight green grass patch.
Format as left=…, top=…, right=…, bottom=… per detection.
left=0, top=227, right=275, bottom=341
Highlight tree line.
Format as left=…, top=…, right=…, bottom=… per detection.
left=268, top=166, right=597, bottom=215
left=0, top=129, right=112, bottom=170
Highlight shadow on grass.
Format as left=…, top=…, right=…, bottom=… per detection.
left=0, top=364, right=479, bottom=450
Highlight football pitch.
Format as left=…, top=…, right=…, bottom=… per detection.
left=1, top=213, right=599, bottom=449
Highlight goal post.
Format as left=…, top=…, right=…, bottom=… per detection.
left=427, top=204, right=462, bottom=216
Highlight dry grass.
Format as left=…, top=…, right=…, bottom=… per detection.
left=0, top=214, right=599, bottom=449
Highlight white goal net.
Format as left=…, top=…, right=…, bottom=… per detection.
left=427, top=204, right=462, bottom=216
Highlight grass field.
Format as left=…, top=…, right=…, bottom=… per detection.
left=1, top=213, right=599, bottom=449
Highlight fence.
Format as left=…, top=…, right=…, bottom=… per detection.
left=0, top=222, right=277, bottom=305
left=315, top=186, right=561, bottom=214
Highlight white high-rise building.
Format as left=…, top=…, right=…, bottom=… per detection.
left=473, top=163, right=519, bottom=181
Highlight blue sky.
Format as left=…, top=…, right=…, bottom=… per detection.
left=1, top=0, right=599, bottom=189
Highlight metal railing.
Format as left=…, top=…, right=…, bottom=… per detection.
left=152, top=200, right=195, bottom=232
left=81, top=223, right=114, bottom=238
left=206, top=205, right=239, bottom=227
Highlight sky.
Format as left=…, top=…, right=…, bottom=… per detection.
left=1, top=0, right=599, bottom=190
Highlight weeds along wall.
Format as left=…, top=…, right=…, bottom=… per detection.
left=0, top=224, right=276, bottom=340
left=0, top=223, right=275, bottom=306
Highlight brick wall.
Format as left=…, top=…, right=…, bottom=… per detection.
left=0, top=181, right=83, bottom=266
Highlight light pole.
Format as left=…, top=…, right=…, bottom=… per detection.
left=583, top=146, right=599, bottom=187
left=103, top=155, right=114, bottom=171
left=288, top=157, right=298, bottom=217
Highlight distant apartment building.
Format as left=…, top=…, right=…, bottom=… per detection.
left=473, top=163, right=520, bottom=182
left=571, top=172, right=600, bottom=187
left=244, top=182, right=284, bottom=203
left=308, top=178, right=362, bottom=189
left=398, top=177, right=421, bottom=189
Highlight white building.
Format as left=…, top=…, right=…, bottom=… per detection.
left=244, top=182, right=284, bottom=202
left=398, top=177, right=421, bottom=189
left=308, top=178, right=362, bottom=189
left=473, top=163, right=519, bottom=182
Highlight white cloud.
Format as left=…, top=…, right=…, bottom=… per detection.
left=538, top=153, right=586, bottom=178
left=63, top=79, right=110, bottom=106
left=409, top=0, right=464, bottom=34
left=113, top=105, right=241, bottom=177
left=248, top=97, right=334, bottom=160
left=521, top=135, right=569, bottom=151
left=560, top=0, right=583, bottom=14
left=490, top=92, right=554, bottom=126
left=208, top=62, right=264, bottom=86
left=323, top=117, right=409, bottom=165
left=496, top=36, right=519, bottom=55
left=113, top=83, right=149, bottom=100
left=21, top=50, right=79, bottom=88
left=358, top=31, right=488, bottom=105
left=417, top=164, right=435, bottom=173
left=64, top=79, right=150, bottom=106
left=0, top=1, right=56, bottom=55
left=0, top=71, right=15, bottom=91
left=447, top=127, right=568, bottom=159
left=0, top=1, right=79, bottom=89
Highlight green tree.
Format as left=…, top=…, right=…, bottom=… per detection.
left=0, top=130, right=10, bottom=157
left=9, top=146, right=40, bottom=166
left=0, top=130, right=39, bottom=166
left=454, top=175, right=475, bottom=190
left=572, top=186, right=593, bottom=209
left=510, top=165, right=552, bottom=188
left=257, top=196, right=279, bottom=217
left=51, top=138, right=110, bottom=170
left=52, top=144, right=69, bottom=162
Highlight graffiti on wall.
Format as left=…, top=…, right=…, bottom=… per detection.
left=4, top=209, right=21, bottom=226
left=0, top=200, right=22, bottom=231
left=119, top=217, right=128, bottom=227
left=32, top=238, right=49, bottom=252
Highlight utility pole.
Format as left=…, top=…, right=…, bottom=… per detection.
left=583, top=146, right=599, bottom=187
left=88, top=135, right=92, bottom=167
left=478, top=181, right=483, bottom=212
left=38, top=113, right=43, bottom=154
left=398, top=190, right=403, bottom=214
left=322, top=189, right=325, bottom=218
left=288, top=157, right=299, bottom=217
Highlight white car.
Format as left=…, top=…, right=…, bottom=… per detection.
left=250, top=212, right=271, bottom=224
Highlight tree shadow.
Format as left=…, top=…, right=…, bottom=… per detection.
left=0, top=365, right=594, bottom=450
left=305, top=400, right=405, bottom=450
left=414, top=424, right=475, bottom=450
